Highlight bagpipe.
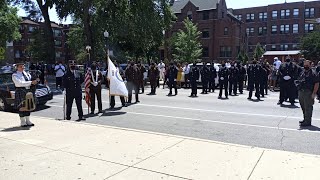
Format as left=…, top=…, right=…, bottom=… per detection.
left=19, top=91, right=36, bottom=112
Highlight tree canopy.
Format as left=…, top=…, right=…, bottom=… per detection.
left=253, top=43, right=265, bottom=60
left=0, top=1, right=21, bottom=47
left=171, top=19, right=202, bottom=63
left=300, top=31, right=320, bottom=61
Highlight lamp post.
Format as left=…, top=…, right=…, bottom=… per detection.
left=104, top=31, right=109, bottom=59
left=86, top=45, right=91, bottom=66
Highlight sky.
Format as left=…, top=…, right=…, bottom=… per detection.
left=17, top=0, right=317, bottom=24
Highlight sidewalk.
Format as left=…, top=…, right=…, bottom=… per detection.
left=0, top=111, right=319, bottom=180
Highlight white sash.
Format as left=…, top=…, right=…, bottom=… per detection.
left=90, top=70, right=99, bottom=86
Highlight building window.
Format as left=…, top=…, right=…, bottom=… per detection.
left=280, top=44, right=289, bottom=51
left=259, top=12, right=267, bottom=21
left=202, top=30, right=210, bottom=38
left=202, top=47, right=209, bottom=57
left=258, top=27, right=267, bottom=35
left=280, top=25, right=290, bottom=34
left=203, top=11, right=209, bottom=20
left=280, top=9, right=290, bottom=19
left=271, top=45, right=277, bottom=51
left=236, top=14, right=242, bottom=21
left=28, top=26, right=35, bottom=33
left=220, top=46, right=232, bottom=57
left=272, top=10, right=278, bottom=20
left=271, top=25, right=277, bottom=34
left=293, top=24, right=299, bottom=33
left=15, top=50, right=21, bottom=58
left=305, top=8, right=315, bottom=18
left=246, top=27, right=254, bottom=36
left=224, top=27, right=229, bottom=35
left=293, top=9, right=299, bottom=18
left=246, top=13, right=254, bottom=22
left=56, top=52, right=62, bottom=58
left=292, top=44, right=299, bottom=50
left=53, top=29, right=62, bottom=37
left=55, top=40, right=62, bottom=47
left=305, top=23, right=314, bottom=33
left=187, top=11, right=193, bottom=21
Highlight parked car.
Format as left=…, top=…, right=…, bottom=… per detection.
left=189, top=63, right=221, bottom=87
left=0, top=71, right=53, bottom=111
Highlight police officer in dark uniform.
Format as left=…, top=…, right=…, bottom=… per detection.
left=63, top=60, right=85, bottom=121
left=89, top=62, right=103, bottom=114
left=316, top=62, right=320, bottom=102
left=125, top=61, right=140, bottom=103
left=200, top=63, right=210, bottom=94
left=218, top=62, right=229, bottom=99
left=237, top=61, right=246, bottom=94
left=209, top=62, right=217, bottom=93
left=260, top=62, right=270, bottom=97
left=137, top=61, right=146, bottom=94
left=247, top=60, right=262, bottom=100
left=296, top=60, right=319, bottom=126
left=167, top=62, right=178, bottom=96
left=189, top=62, right=200, bottom=97
left=148, top=62, right=159, bottom=95
left=278, top=57, right=297, bottom=105
left=228, top=61, right=239, bottom=96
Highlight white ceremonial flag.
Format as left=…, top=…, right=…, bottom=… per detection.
left=107, top=58, right=128, bottom=97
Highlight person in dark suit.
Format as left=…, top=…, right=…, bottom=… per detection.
left=89, top=62, right=103, bottom=114
left=137, top=61, right=146, bottom=94
left=167, top=62, right=178, bottom=96
left=278, top=57, right=297, bottom=105
left=228, top=61, right=239, bottom=96
left=189, top=62, right=200, bottom=97
left=148, top=62, right=160, bottom=95
left=237, top=61, right=246, bottom=94
left=125, top=61, right=140, bottom=103
left=218, top=62, right=229, bottom=99
left=247, top=60, right=262, bottom=100
left=63, top=60, right=85, bottom=121
left=209, top=62, right=217, bottom=93
left=200, top=63, right=210, bottom=94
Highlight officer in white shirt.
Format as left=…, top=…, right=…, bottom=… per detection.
left=54, top=62, right=66, bottom=89
left=158, top=61, right=165, bottom=81
left=183, top=63, right=190, bottom=88
left=12, top=62, right=39, bottom=127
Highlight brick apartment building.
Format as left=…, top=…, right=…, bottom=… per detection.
left=11, top=17, right=71, bottom=64
left=166, top=0, right=245, bottom=62
left=232, top=0, right=320, bottom=59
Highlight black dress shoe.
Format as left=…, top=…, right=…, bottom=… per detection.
left=21, top=125, right=29, bottom=127
left=299, top=120, right=305, bottom=124
left=98, top=110, right=103, bottom=113
left=76, top=117, right=86, bottom=121
left=66, top=117, right=71, bottom=120
left=90, top=112, right=94, bottom=115
left=247, top=97, right=252, bottom=100
left=27, top=123, right=35, bottom=127
left=300, top=122, right=311, bottom=127
left=122, top=104, right=127, bottom=107
left=136, top=100, right=140, bottom=103
left=277, top=101, right=282, bottom=105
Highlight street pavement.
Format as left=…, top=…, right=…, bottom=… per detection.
left=1, top=112, right=320, bottom=180
left=31, top=85, right=320, bottom=155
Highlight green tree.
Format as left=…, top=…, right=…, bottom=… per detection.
left=26, top=29, right=50, bottom=62
left=0, top=2, right=21, bottom=47
left=10, top=0, right=56, bottom=63
left=300, top=31, right=320, bottom=61
left=253, top=43, right=265, bottom=60
left=243, top=53, right=249, bottom=65
left=171, top=19, right=202, bottom=63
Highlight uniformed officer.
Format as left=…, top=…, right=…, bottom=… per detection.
left=237, top=61, right=246, bottom=94
left=200, top=63, right=210, bottom=94
left=110, top=63, right=126, bottom=109
left=89, top=62, right=103, bottom=114
left=12, top=62, right=39, bottom=127
left=260, top=62, right=270, bottom=97
left=189, top=62, right=200, bottom=97
left=218, top=62, right=229, bottom=99
left=125, top=61, right=140, bottom=103
left=137, top=61, right=146, bottom=94
left=247, top=60, right=262, bottom=100
left=167, top=62, right=178, bottom=96
left=228, top=61, right=239, bottom=96
left=208, top=62, right=217, bottom=92
left=278, top=57, right=297, bottom=105
left=296, top=60, right=319, bottom=126
left=63, top=60, right=85, bottom=121
left=148, top=62, right=159, bottom=95
left=316, top=61, right=320, bottom=102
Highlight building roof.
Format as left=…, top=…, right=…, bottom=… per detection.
left=50, top=22, right=62, bottom=29
left=21, top=19, right=40, bottom=26
left=263, top=50, right=301, bottom=56
left=171, top=0, right=219, bottom=13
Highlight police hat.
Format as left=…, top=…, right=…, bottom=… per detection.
left=16, top=62, right=25, bottom=66
left=68, top=60, right=76, bottom=65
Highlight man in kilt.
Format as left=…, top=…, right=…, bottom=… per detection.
left=12, top=62, right=39, bottom=127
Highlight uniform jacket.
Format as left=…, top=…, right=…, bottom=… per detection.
left=63, top=70, right=84, bottom=96
left=148, top=67, right=159, bottom=81
left=125, top=65, right=139, bottom=84
left=137, top=65, right=146, bottom=80
left=189, top=66, right=200, bottom=82
left=209, top=66, right=217, bottom=81
left=167, top=66, right=178, bottom=82
left=237, top=65, right=246, bottom=81
left=89, top=69, right=103, bottom=89
left=279, top=62, right=297, bottom=82
left=228, top=66, right=239, bottom=81
left=247, top=64, right=262, bottom=82
left=200, top=66, right=210, bottom=82
left=218, top=66, right=229, bottom=81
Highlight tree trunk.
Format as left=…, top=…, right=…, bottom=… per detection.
left=83, top=0, right=95, bottom=63
left=38, top=2, right=56, bottom=64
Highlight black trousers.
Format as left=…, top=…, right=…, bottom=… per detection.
left=209, top=80, right=215, bottom=92
left=219, top=80, right=228, bottom=98
left=56, top=77, right=63, bottom=89
left=138, top=79, right=144, bottom=93
left=168, top=81, right=177, bottom=95
left=260, top=79, right=268, bottom=97
left=248, top=81, right=260, bottom=99
left=202, top=80, right=208, bottom=93
left=19, top=111, right=31, bottom=117
left=110, top=96, right=126, bottom=108
left=66, top=94, right=83, bottom=119
left=150, top=80, right=157, bottom=94
left=279, top=81, right=295, bottom=104
left=238, top=79, right=244, bottom=93
left=190, top=81, right=197, bottom=95
left=184, top=74, right=190, bottom=88
left=127, top=81, right=139, bottom=103
left=90, top=86, right=102, bottom=113
left=229, top=79, right=237, bottom=95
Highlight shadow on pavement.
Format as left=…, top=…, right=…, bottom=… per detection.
left=299, top=125, right=320, bottom=132
left=280, top=104, right=300, bottom=109
left=34, top=105, right=51, bottom=112
left=101, top=111, right=127, bottom=117
left=1, top=126, right=31, bottom=132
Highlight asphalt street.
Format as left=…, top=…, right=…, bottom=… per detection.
left=32, top=85, right=320, bottom=155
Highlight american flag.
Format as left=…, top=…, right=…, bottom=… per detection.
left=84, top=67, right=91, bottom=106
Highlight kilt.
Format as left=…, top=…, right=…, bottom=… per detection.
left=14, top=88, right=36, bottom=110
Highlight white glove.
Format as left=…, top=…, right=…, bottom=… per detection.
left=93, top=82, right=98, bottom=87
left=174, top=79, right=177, bottom=82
